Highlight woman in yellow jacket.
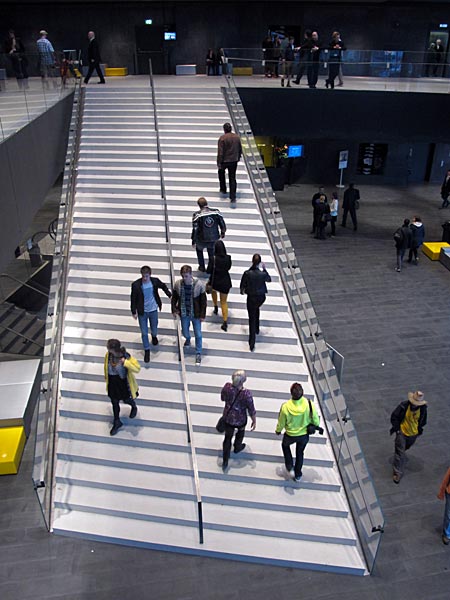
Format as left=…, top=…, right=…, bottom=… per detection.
left=104, top=338, right=141, bottom=436
left=275, top=382, right=321, bottom=481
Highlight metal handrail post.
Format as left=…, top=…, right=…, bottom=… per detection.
left=148, top=59, right=204, bottom=544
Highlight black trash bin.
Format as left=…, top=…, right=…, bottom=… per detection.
left=442, top=221, right=450, bottom=244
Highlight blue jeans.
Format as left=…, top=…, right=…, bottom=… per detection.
left=444, top=492, right=450, bottom=538
left=138, top=310, right=158, bottom=350
left=181, top=315, right=202, bottom=353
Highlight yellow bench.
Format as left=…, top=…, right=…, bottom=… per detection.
left=105, top=67, right=128, bottom=77
left=0, top=426, right=26, bottom=475
left=422, top=242, right=450, bottom=260
left=232, top=67, right=253, bottom=76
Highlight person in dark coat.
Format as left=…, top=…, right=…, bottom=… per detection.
left=440, top=169, right=450, bottom=208
left=305, top=30, right=321, bottom=88
left=311, top=185, right=327, bottom=235
left=84, top=31, right=105, bottom=84
left=240, top=254, right=271, bottom=352
left=314, top=195, right=330, bottom=240
left=390, top=391, right=427, bottom=484
left=4, top=30, right=29, bottom=85
left=341, top=182, right=360, bottom=230
left=394, top=218, right=412, bottom=272
left=407, top=216, right=425, bottom=265
left=207, top=240, right=232, bottom=331
left=130, top=265, right=172, bottom=363
left=262, top=35, right=274, bottom=77
left=206, top=48, right=216, bottom=76
left=293, top=30, right=311, bottom=85
left=325, top=31, right=346, bottom=89
left=220, top=370, right=256, bottom=471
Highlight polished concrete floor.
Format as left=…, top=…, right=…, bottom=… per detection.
left=1, top=181, right=449, bottom=599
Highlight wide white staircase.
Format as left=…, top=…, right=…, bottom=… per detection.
left=51, top=80, right=367, bottom=575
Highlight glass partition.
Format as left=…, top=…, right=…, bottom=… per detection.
left=31, top=77, right=82, bottom=529
left=223, top=75, right=384, bottom=573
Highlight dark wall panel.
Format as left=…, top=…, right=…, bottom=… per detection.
left=0, top=93, right=72, bottom=272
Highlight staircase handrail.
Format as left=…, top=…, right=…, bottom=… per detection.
left=223, top=74, right=384, bottom=572
left=0, top=322, right=44, bottom=348
left=0, top=273, right=49, bottom=298
left=31, top=75, right=83, bottom=530
left=148, top=60, right=204, bottom=544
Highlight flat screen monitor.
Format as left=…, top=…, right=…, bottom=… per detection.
left=164, top=32, right=176, bottom=41
left=287, top=145, right=304, bottom=158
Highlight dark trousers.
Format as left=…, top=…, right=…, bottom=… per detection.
left=218, top=162, right=238, bottom=200
left=341, top=207, right=357, bottom=229
left=223, top=422, right=246, bottom=463
left=396, top=248, right=406, bottom=270
left=195, top=241, right=214, bottom=270
left=408, top=245, right=420, bottom=262
left=315, top=222, right=327, bottom=239
left=247, top=294, right=265, bottom=348
left=295, top=60, right=307, bottom=83
left=110, top=396, right=136, bottom=421
left=441, top=195, right=449, bottom=208
left=282, top=433, right=309, bottom=478
left=84, top=61, right=105, bottom=83
left=307, top=62, right=319, bottom=87
left=393, top=431, right=417, bottom=478
left=330, top=215, right=337, bottom=236
left=327, top=63, right=340, bottom=88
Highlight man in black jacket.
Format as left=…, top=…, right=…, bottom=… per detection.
left=192, top=197, right=226, bottom=272
left=440, top=169, right=450, bottom=209
left=394, top=218, right=412, bottom=272
left=240, top=254, right=271, bottom=352
left=390, top=391, right=427, bottom=484
left=130, top=266, right=172, bottom=362
left=341, top=182, right=360, bottom=230
left=84, top=31, right=105, bottom=84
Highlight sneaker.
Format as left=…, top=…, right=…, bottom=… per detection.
left=198, top=266, right=206, bottom=273
left=213, top=305, right=219, bottom=315
left=219, top=189, right=227, bottom=194
left=221, top=321, right=228, bottom=332
left=184, top=339, right=191, bottom=347
left=151, top=336, right=158, bottom=346
left=144, top=349, right=150, bottom=363
left=395, top=267, right=401, bottom=272
left=294, top=474, right=302, bottom=482
left=110, top=420, right=123, bottom=436
left=249, top=344, right=255, bottom=352
left=222, top=459, right=228, bottom=471
left=234, top=443, right=246, bottom=454
left=442, top=534, right=450, bottom=545
left=129, top=405, right=137, bottom=419
left=195, top=353, right=201, bottom=365
left=287, top=468, right=295, bottom=478
left=393, top=473, right=400, bottom=484
left=292, top=80, right=300, bottom=85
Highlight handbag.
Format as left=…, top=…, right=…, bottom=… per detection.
left=216, top=389, right=242, bottom=433
left=306, top=399, right=317, bottom=435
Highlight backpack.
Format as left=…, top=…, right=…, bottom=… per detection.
left=393, top=228, right=404, bottom=243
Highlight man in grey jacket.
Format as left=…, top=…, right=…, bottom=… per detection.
left=217, top=122, right=242, bottom=203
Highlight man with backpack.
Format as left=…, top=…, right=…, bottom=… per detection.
left=191, top=197, right=226, bottom=273
left=394, top=218, right=412, bottom=272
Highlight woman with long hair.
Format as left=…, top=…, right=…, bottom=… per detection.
left=207, top=239, right=232, bottom=331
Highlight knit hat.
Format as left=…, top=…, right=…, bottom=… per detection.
left=408, top=391, right=426, bottom=406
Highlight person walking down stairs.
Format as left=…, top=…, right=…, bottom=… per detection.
left=104, top=339, right=141, bottom=436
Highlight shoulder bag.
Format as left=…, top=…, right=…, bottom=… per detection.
left=216, top=389, right=242, bottom=433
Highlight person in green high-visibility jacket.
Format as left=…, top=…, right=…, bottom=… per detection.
left=275, top=383, right=320, bottom=482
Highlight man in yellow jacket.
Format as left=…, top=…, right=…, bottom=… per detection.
left=275, top=383, right=321, bottom=481
left=104, top=339, right=141, bottom=436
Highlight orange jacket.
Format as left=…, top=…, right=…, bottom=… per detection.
left=437, top=467, right=450, bottom=500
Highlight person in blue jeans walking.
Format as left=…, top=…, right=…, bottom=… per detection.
left=131, top=266, right=172, bottom=363
left=437, top=466, right=450, bottom=545
left=171, top=265, right=207, bottom=366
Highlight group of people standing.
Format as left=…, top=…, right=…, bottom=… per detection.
left=310, top=182, right=360, bottom=239
left=394, top=215, right=425, bottom=272
left=206, top=48, right=227, bottom=76
left=263, top=29, right=345, bottom=89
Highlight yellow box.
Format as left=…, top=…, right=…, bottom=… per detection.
left=232, top=67, right=253, bottom=76
left=422, top=242, right=450, bottom=260
left=105, top=67, right=128, bottom=77
left=0, top=426, right=26, bottom=475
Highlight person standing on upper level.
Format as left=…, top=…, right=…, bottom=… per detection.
left=84, top=31, right=105, bottom=84
left=217, top=122, right=242, bottom=204
left=36, top=30, right=55, bottom=87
